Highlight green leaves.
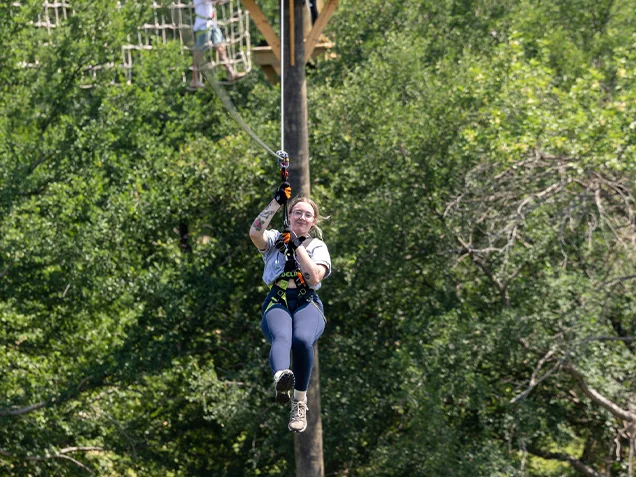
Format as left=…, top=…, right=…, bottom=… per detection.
left=3, top=0, right=636, bottom=474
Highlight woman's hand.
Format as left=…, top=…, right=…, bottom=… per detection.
left=274, top=182, right=292, bottom=205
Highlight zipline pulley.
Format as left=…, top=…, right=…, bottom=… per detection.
left=276, top=150, right=290, bottom=180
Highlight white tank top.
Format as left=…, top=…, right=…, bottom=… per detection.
left=193, top=0, right=217, bottom=32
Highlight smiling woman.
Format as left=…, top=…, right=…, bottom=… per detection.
left=248, top=183, right=331, bottom=434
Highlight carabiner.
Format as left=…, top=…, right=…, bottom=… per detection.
left=275, top=150, right=290, bottom=170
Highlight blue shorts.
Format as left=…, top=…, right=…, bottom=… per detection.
left=194, top=26, right=225, bottom=49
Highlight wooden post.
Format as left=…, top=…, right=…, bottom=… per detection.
left=295, top=345, right=325, bottom=476
left=284, top=0, right=310, bottom=196
left=283, top=1, right=324, bottom=476
left=289, top=0, right=295, bottom=66
left=243, top=0, right=336, bottom=82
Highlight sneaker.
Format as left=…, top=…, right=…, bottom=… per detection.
left=274, top=369, right=295, bottom=405
left=232, top=71, right=247, bottom=81
left=222, top=71, right=247, bottom=84
left=288, top=398, right=308, bottom=433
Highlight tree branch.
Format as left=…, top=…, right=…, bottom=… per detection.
left=562, top=363, right=636, bottom=423
left=0, top=445, right=104, bottom=474
left=601, top=275, right=636, bottom=287
left=527, top=446, right=604, bottom=477
left=0, top=375, right=100, bottom=417
left=510, top=345, right=560, bottom=403
left=513, top=336, right=636, bottom=403
left=55, top=454, right=94, bottom=474
left=0, top=401, right=47, bottom=417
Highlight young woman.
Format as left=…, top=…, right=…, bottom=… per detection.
left=249, top=182, right=331, bottom=433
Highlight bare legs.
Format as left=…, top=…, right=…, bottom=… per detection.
left=190, top=43, right=243, bottom=88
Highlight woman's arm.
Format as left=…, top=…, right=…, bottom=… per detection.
left=249, top=199, right=281, bottom=250
left=294, top=246, right=327, bottom=288
left=250, top=183, right=291, bottom=250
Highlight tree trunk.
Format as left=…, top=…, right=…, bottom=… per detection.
left=294, top=345, right=324, bottom=476
left=283, top=1, right=324, bottom=476
left=284, top=2, right=310, bottom=196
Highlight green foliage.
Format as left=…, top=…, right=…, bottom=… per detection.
left=3, top=0, right=636, bottom=475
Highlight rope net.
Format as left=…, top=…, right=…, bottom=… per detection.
left=16, top=0, right=281, bottom=162
left=171, top=1, right=251, bottom=83
left=178, top=9, right=279, bottom=159
left=15, top=0, right=251, bottom=87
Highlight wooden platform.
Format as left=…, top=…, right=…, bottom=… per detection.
left=252, top=40, right=335, bottom=83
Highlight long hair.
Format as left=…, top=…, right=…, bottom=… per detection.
left=288, top=196, right=329, bottom=240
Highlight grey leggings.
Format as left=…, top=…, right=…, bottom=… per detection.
left=261, top=288, right=325, bottom=391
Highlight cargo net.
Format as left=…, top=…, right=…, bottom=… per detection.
left=170, top=1, right=251, bottom=85
left=17, top=0, right=251, bottom=87
left=30, top=0, right=73, bottom=34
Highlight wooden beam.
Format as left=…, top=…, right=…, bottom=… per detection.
left=252, top=46, right=280, bottom=68
left=304, top=0, right=338, bottom=63
left=252, top=43, right=333, bottom=69
left=240, top=0, right=281, bottom=62
left=261, top=65, right=280, bottom=84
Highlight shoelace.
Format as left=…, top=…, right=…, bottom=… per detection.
left=290, top=400, right=308, bottom=422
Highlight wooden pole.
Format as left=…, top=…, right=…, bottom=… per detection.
left=295, top=345, right=325, bottom=476
left=284, top=0, right=310, bottom=196
left=283, top=1, right=324, bottom=476
left=289, top=0, right=295, bottom=66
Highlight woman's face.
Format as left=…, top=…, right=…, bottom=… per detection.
left=289, top=201, right=316, bottom=237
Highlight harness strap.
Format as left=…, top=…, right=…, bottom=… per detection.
left=264, top=282, right=287, bottom=314
left=280, top=236, right=315, bottom=291
left=265, top=254, right=311, bottom=314
left=264, top=282, right=312, bottom=314
left=265, top=237, right=315, bottom=314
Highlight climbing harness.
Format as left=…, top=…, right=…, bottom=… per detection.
left=263, top=232, right=315, bottom=314
left=264, top=271, right=313, bottom=314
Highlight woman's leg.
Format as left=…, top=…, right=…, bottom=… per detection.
left=261, top=305, right=293, bottom=374
left=290, top=302, right=325, bottom=391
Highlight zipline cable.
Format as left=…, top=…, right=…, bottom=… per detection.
left=174, top=3, right=290, bottom=226
left=173, top=7, right=281, bottom=161
left=280, top=0, right=285, bottom=153
left=278, top=0, right=290, bottom=228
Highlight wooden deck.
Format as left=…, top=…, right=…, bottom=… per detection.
left=252, top=40, right=335, bottom=83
